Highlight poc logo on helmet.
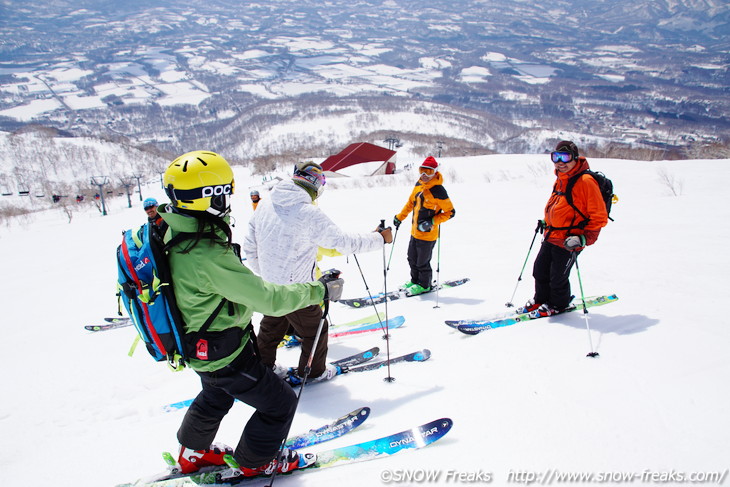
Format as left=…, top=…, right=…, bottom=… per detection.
left=201, top=184, right=232, bottom=197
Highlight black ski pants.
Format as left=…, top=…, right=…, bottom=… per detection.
left=177, top=339, right=297, bottom=468
left=532, top=240, right=579, bottom=309
left=257, top=304, right=329, bottom=379
left=407, top=236, right=437, bottom=289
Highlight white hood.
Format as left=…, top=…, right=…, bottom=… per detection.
left=243, top=179, right=383, bottom=284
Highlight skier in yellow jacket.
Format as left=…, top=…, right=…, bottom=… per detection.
left=393, top=156, right=455, bottom=295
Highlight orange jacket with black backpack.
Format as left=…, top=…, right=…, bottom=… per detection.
left=544, top=157, right=608, bottom=248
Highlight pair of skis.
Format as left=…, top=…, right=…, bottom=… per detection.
left=117, top=407, right=453, bottom=486
left=162, top=347, right=431, bottom=412
left=84, top=316, right=132, bottom=332
left=337, top=277, right=470, bottom=308
left=446, top=294, right=619, bottom=335
left=277, top=314, right=405, bottom=348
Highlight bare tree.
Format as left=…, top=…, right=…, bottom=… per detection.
left=656, top=166, right=683, bottom=196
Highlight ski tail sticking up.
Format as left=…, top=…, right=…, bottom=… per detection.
left=85, top=321, right=134, bottom=332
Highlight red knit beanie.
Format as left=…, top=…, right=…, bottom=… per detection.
left=420, top=156, right=439, bottom=170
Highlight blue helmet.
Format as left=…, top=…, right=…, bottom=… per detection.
left=143, top=198, right=158, bottom=209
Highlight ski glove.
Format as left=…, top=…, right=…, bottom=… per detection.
left=536, top=219, right=546, bottom=234
left=319, top=269, right=344, bottom=302
left=563, top=235, right=586, bottom=251
left=417, top=219, right=433, bottom=232
left=393, top=216, right=401, bottom=229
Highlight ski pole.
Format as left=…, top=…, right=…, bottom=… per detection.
left=386, top=224, right=400, bottom=271
left=505, top=220, right=543, bottom=308
left=351, top=254, right=386, bottom=334
left=267, top=297, right=331, bottom=487
left=574, top=255, right=599, bottom=358
left=433, top=226, right=441, bottom=309
left=378, top=219, right=395, bottom=383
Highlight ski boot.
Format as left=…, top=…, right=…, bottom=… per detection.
left=172, top=443, right=233, bottom=474
left=217, top=449, right=316, bottom=481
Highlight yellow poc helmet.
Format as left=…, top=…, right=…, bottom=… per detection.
left=163, top=151, right=235, bottom=217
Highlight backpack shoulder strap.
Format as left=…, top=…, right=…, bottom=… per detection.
left=565, top=171, right=591, bottom=223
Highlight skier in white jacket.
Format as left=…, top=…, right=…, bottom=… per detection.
left=244, top=161, right=393, bottom=383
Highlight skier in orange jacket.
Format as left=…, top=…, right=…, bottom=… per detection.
left=520, top=141, right=608, bottom=317
left=393, top=156, right=455, bottom=296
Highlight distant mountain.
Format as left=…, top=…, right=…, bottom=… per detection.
left=0, top=0, right=728, bottom=162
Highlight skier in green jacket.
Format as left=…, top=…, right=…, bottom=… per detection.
left=160, top=151, right=334, bottom=480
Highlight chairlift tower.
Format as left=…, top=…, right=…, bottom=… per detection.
left=120, top=177, right=135, bottom=208
left=436, top=141, right=444, bottom=158
left=384, top=136, right=402, bottom=151
left=131, top=173, right=144, bottom=201
left=90, top=176, right=110, bottom=216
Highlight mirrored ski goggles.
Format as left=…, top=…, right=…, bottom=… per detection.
left=551, top=151, right=574, bottom=163
left=419, top=167, right=435, bottom=175
left=294, top=167, right=326, bottom=190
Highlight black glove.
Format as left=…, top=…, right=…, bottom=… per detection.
left=563, top=235, right=586, bottom=251
left=535, top=219, right=546, bottom=234
left=318, top=269, right=344, bottom=302
left=393, top=216, right=401, bottom=229
left=417, top=219, right=433, bottom=232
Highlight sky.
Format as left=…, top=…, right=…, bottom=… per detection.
left=1, top=153, right=729, bottom=486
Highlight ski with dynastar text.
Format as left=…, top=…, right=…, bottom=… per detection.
left=116, top=417, right=453, bottom=486
left=338, top=278, right=469, bottom=308
left=447, top=294, right=618, bottom=335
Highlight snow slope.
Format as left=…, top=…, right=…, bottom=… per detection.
left=1, top=154, right=729, bottom=486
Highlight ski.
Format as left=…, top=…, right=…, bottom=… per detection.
left=118, top=417, right=453, bottom=486
left=332, top=313, right=381, bottom=328
left=331, top=315, right=405, bottom=336
left=284, top=406, right=370, bottom=450
left=344, top=349, right=431, bottom=372
left=279, top=316, right=405, bottom=347
left=85, top=321, right=133, bottom=332
left=162, top=348, right=379, bottom=412
left=105, top=316, right=131, bottom=323
left=330, top=346, right=380, bottom=367
left=448, top=294, right=619, bottom=335
left=285, top=348, right=428, bottom=386
left=118, top=407, right=372, bottom=486
left=339, top=278, right=470, bottom=308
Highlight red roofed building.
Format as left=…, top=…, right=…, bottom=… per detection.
left=321, top=142, right=397, bottom=176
